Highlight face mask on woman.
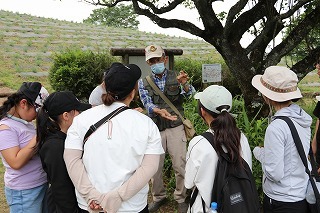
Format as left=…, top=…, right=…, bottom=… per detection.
left=150, top=62, right=165, bottom=74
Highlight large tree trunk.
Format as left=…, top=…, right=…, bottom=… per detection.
left=208, top=39, right=266, bottom=117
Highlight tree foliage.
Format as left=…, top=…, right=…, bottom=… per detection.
left=83, top=4, right=139, bottom=29
left=284, top=3, right=320, bottom=64
left=49, top=49, right=118, bottom=100
left=84, top=0, right=320, bottom=116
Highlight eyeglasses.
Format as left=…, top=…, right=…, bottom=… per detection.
left=27, top=101, right=41, bottom=111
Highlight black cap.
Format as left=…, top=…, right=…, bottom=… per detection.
left=44, top=91, right=91, bottom=117
left=104, top=63, right=142, bottom=100
left=18, top=82, right=42, bottom=103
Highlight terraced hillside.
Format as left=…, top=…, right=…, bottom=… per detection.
left=0, top=10, right=219, bottom=91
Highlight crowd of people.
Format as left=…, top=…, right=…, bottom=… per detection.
left=0, top=45, right=319, bottom=213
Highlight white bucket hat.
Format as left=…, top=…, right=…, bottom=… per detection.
left=194, top=85, right=233, bottom=114
left=251, top=66, right=302, bottom=102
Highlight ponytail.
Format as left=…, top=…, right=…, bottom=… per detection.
left=102, top=92, right=127, bottom=106
left=34, top=107, right=60, bottom=154
left=200, top=102, right=241, bottom=165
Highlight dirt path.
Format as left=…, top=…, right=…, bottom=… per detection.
left=0, top=87, right=15, bottom=105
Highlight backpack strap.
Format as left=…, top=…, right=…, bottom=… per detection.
left=201, top=132, right=220, bottom=205
left=189, top=132, right=216, bottom=213
left=275, top=116, right=320, bottom=211
left=189, top=187, right=206, bottom=213
left=82, top=106, right=129, bottom=155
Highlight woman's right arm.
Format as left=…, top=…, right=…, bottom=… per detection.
left=0, top=125, right=36, bottom=169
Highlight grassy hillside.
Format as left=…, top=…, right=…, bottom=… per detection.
left=0, top=10, right=219, bottom=92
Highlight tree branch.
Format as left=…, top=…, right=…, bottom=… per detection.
left=193, top=0, right=223, bottom=37
left=291, top=46, right=320, bottom=78
left=87, top=0, right=185, bottom=14
left=131, top=0, right=204, bottom=37
left=225, top=0, right=248, bottom=27
left=266, top=5, right=320, bottom=67
left=280, top=0, right=311, bottom=19
left=245, top=17, right=284, bottom=54
left=225, top=0, right=277, bottom=41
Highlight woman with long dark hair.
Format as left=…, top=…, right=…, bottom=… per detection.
left=0, top=82, right=49, bottom=213
left=35, top=91, right=91, bottom=213
left=185, top=85, right=252, bottom=213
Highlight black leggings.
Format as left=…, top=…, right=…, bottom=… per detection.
left=263, top=194, right=308, bottom=213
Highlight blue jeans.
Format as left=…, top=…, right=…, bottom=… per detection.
left=5, top=183, right=48, bottom=213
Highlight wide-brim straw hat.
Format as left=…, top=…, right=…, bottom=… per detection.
left=251, top=66, right=302, bottom=102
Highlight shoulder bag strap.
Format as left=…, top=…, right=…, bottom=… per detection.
left=145, top=75, right=185, bottom=122
left=83, top=106, right=129, bottom=143
left=275, top=116, right=320, bottom=206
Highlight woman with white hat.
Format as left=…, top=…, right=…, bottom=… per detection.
left=252, top=66, right=312, bottom=213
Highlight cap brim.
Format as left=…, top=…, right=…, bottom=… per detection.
left=146, top=52, right=163, bottom=61
left=194, top=92, right=202, bottom=100
left=76, top=103, right=92, bottom=112
left=251, top=75, right=302, bottom=102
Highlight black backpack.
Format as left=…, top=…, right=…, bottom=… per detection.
left=189, top=132, right=261, bottom=213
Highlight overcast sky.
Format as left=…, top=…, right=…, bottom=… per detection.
left=0, top=0, right=236, bottom=40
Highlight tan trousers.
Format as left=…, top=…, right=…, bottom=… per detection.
left=151, top=124, right=187, bottom=203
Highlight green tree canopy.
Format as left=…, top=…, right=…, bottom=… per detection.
left=284, top=3, right=320, bottom=64
left=83, top=4, right=139, bottom=29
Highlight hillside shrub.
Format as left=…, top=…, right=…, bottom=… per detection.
left=174, top=58, right=241, bottom=95
left=49, top=49, right=118, bottom=101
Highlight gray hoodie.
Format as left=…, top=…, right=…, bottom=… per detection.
left=253, top=103, right=312, bottom=202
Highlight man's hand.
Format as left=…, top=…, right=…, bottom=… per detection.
left=153, top=108, right=177, bottom=121
left=176, top=70, right=190, bottom=85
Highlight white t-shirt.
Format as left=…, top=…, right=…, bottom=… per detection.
left=65, top=102, right=164, bottom=212
left=185, top=130, right=252, bottom=213
left=88, top=84, right=105, bottom=106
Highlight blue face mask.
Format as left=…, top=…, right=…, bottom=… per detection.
left=150, top=62, right=165, bottom=74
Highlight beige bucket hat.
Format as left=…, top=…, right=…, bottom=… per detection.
left=251, top=66, right=302, bottom=102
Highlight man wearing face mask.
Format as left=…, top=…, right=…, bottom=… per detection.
left=138, top=45, right=195, bottom=213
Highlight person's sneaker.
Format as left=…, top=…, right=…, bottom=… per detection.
left=178, top=202, right=189, bottom=213
left=148, top=198, right=168, bottom=212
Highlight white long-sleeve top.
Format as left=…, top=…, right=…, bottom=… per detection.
left=253, top=104, right=312, bottom=202
left=185, top=130, right=252, bottom=213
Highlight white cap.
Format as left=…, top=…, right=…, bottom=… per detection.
left=194, top=85, right=232, bottom=114
left=145, top=45, right=164, bottom=61
left=35, top=86, right=49, bottom=109
left=316, top=96, right=320, bottom=101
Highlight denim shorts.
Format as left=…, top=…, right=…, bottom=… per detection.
left=5, top=183, right=48, bottom=213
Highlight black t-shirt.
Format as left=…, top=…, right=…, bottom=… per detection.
left=313, top=101, right=320, bottom=164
